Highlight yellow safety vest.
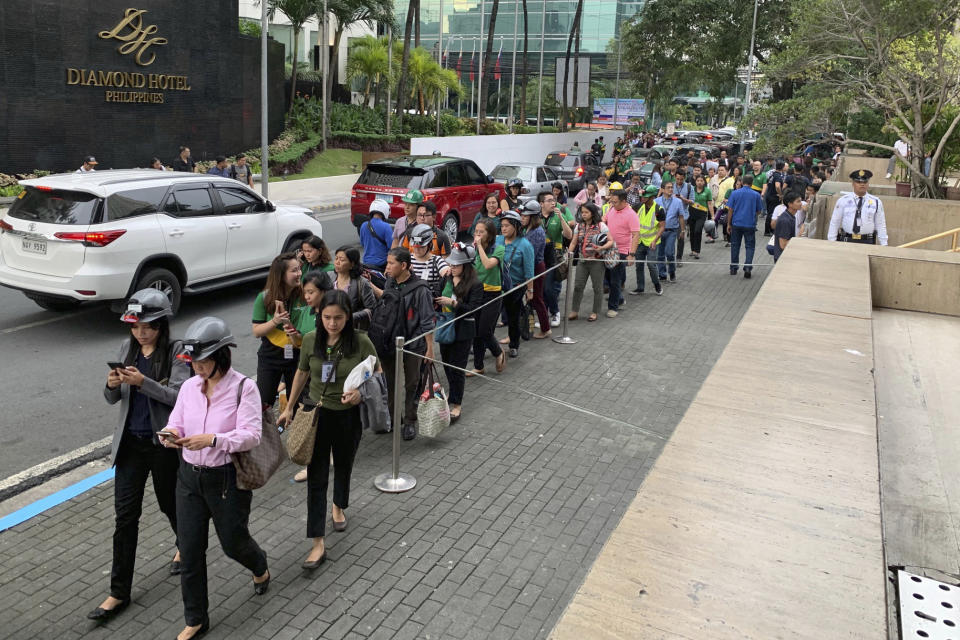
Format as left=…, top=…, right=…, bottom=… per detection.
left=637, top=202, right=660, bottom=247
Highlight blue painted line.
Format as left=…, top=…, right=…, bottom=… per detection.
left=0, top=467, right=115, bottom=533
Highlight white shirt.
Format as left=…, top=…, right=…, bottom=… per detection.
left=827, top=192, right=888, bottom=245
left=894, top=139, right=909, bottom=157
left=76, top=166, right=95, bottom=174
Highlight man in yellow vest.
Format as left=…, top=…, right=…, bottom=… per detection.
left=630, top=185, right=666, bottom=296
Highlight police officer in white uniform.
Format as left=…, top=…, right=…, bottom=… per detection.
left=827, top=169, right=888, bottom=245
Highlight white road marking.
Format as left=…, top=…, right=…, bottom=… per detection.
left=0, top=308, right=95, bottom=335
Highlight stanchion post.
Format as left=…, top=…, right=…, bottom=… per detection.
left=374, top=336, right=417, bottom=493
left=552, top=252, right=577, bottom=345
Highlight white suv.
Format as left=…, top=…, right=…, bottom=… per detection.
left=0, top=170, right=322, bottom=311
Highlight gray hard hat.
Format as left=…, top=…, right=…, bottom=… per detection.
left=704, top=219, right=716, bottom=234
left=501, top=209, right=523, bottom=225
left=522, top=200, right=541, bottom=215
left=121, top=288, right=173, bottom=324
left=409, top=223, right=434, bottom=247
left=180, top=316, right=236, bottom=362
left=446, top=243, right=477, bottom=266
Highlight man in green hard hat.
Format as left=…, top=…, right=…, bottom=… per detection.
left=392, top=189, right=424, bottom=248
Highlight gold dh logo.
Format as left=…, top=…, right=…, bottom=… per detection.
left=98, top=8, right=168, bottom=66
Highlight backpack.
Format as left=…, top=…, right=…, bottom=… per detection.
left=368, top=279, right=430, bottom=355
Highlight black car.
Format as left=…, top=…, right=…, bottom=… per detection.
left=544, top=150, right=603, bottom=193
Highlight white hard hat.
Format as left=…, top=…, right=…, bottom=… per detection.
left=369, top=199, right=391, bottom=217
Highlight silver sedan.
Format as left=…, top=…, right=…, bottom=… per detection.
left=490, top=162, right=567, bottom=203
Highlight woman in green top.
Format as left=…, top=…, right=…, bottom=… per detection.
left=615, top=150, right=632, bottom=181
left=688, top=175, right=714, bottom=259
left=278, top=289, right=379, bottom=570
left=470, top=218, right=506, bottom=376
left=300, top=235, right=334, bottom=282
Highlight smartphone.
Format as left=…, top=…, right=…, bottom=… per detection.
left=107, top=361, right=125, bottom=370
left=156, top=431, right=178, bottom=442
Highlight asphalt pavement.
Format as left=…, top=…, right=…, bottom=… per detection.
left=0, top=208, right=358, bottom=479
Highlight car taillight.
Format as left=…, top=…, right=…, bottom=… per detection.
left=54, top=229, right=126, bottom=247
left=575, top=167, right=584, bottom=177
left=0, top=219, right=12, bottom=232
left=350, top=189, right=357, bottom=198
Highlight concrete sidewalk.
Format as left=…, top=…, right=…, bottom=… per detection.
left=257, top=174, right=360, bottom=214
left=0, top=238, right=773, bottom=640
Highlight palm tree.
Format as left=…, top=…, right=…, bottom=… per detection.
left=345, top=35, right=388, bottom=106
left=519, top=0, right=528, bottom=126
left=268, top=0, right=321, bottom=110
left=406, top=47, right=462, bottom=115
left=560, top=0, right=583, bottom=132
left=326, top=0, right=393, bottom=112
left=395, top=0, right=418, bottom=128
left=478, top=0, right=500, bottom=123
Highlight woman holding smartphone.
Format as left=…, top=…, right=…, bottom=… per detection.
left=278, top=290, right=379, bottom=570
left=160, top=317, right=269, bottom=640
left=88, top=289, right=190, bottom=623
left=252, top=252, right=307, bottom=408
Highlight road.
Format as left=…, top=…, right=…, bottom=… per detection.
left=0, top=207, right=358, bottom=479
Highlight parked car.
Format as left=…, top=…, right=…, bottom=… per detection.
left=490, top=162, right=566, bottom=203
left=631, top=144, right=677, bottom=171
left=673, top=144, right=720, bottom=161
left=544, top=150, right=602, bottom=193
left=0, top=170, right=322, bottom=312
left=350, top=155, right=504, bottom=239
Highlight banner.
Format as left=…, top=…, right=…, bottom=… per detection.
left=592, top=98, right=646, bottom=126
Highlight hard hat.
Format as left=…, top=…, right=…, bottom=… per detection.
left=178, top=317, right=236, bottom=362
left=521, top=200, right=541, bottom=216
left=642, top=184, right=659, bottom=197
left=501, top=210, right=523, bottom=225
left=506, top=178, right=523, bottom=189
left=609, top=182, right=624, bottom=191
left=408, top=223, right=434, bottom=247
left=704, top=219, right=717, bottom=234
left=446, top=243, right=477, bottom=266
left=401, top=189, right=424, bottom=204
left=368, top=199, right=390, bottom=217
left=121, top=288, right=173, bottom=324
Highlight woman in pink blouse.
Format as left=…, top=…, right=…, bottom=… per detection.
left=161, top=317, right=269, bottom=640
left=573, top=181, right=603, bottom=208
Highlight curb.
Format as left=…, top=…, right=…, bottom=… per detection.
left=310, top=202, right=350, bottom=215
left=0, top=436, right=112, bottom=503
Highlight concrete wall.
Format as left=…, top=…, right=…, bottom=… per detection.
left=870, top=254, right=960, bottom=317
left=410, top=129, right=626, bottom=174
left=836, top=154, right=896, bottom=187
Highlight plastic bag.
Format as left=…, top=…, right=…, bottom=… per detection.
left=343, top=355, right=378, bottom=392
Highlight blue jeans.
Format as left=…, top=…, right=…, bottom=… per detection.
left=730, top=226, right=756, bottom=272
left=544, top=262, right=562, bottom=315
left=635, top=243, right=660, bottom=292
left=606, top=254, right=628, bottom=310
left=657, top=228, right=679, bottom=278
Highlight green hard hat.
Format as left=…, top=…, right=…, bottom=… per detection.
left=642, top=184, right=659, bottom=197
left=401, top=189, right=424, bottom=204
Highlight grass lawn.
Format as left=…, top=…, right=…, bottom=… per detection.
left=269, top=148, right=361, bottom=181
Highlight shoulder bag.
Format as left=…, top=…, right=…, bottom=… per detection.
left=232, top=377, right=285, bottom=490
left=417, top=363, right=450, bottom=438
left=284, top=349, right=342, bottom=466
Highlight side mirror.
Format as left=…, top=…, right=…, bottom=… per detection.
left=487, top=175, right=494, bottom=184
left=266, top=200, right=276, bottom=212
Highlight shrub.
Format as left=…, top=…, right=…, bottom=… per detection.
left=328, top=132, right=411, bottom=152
left=0, top=184, right=23, bottom=197
left=239, top=18, right=261, bottom=38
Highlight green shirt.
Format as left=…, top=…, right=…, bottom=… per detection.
left=751, top=171, right=767, bottom=192
left=661, top=170, right=675, bottom=185
left=298, top=331, right=378, bottom=411
left=692, top=187, right=712, bottom=212
left=475, top=244, right=505, bottom=291
left=301, top=261, right=334, bottom=283
left=544, top=208, right=574, bottom=249
left=252, top=291, right=309, bottom=350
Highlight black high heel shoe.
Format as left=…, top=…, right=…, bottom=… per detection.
left=253, top=569, right=270, bottom=595
left=87, top=598, right=129, bottom=621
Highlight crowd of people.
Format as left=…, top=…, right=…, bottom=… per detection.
left=75, top=146, right=257, bottom=188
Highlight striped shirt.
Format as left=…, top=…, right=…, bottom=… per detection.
left=410, top=255, right=449, bottom=294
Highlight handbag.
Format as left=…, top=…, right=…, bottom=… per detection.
left=232, top=377, right=285, bottom=490
left=554, top=247, right=569, bottom=281
left=416, top=364, right=450, bottom=438
left=520, top=303, right=533, bottom=341
left=435, top=310, right=456, bottom=345
left=284, top=348, right=342, bottom=466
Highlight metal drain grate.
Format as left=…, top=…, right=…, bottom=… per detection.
left=898, top=570, right=960, bottom=639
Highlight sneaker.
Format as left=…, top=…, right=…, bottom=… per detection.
left=655, top=286, right=663, bottom=296
left=606, top=309, right=618, bottom=318
left=401, top=423, right=417, bottom=441
left=744, top=270, right=752, bottom=279
left=669, top=275, right=677, bottom=283
left=885, top=172, right=892, bottom=179
left=724, top=242, right=731, bottom=247
left=729, top=268, right=737, bottom=275
left=659, top=275, right=667, bottom=281
left=534, top=321, right=540, bottom=329
left=509, top=347, right=519, bottom=358
left=629, top=288, right=643, bottom=295
left=550, top=313, right=561, bottom=327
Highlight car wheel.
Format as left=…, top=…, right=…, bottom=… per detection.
left=441, top=213, right=460, bottom=240
left=136, top=268, right=182, bottom=314
left=24, top=293, right=81, bottom=312
left=284, top=235, right=307, bottom=254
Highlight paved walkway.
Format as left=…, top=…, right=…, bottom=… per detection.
left=0, top=237, right=774, bottom=640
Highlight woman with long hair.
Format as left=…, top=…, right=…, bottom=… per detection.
left=567, top=203, right=613, bottom=322
left=496, top=210, right=535, bottom=358
left=251, top=252, right=306, bottom=408
left=160, top=317, right=269, bottom=640
left=688, top=175, right=714, bottom=259
left=278, top=290, right=379, bottom=569
left=573, top=181, right=603, bottom=208
left=518, top=202, right=551, bottom=338
left=328, top=245, right=376, bottom=327
left=596, top=174, right=610, bottom=199
left=470, top=218, right=506, bottom=376
left=88, top=289, right=189, bottom=624
left=470, top=192, right=503, bottom=235
left=300, top=235, right=333, bottom=281
left=434, top=243, right=484, bottom=420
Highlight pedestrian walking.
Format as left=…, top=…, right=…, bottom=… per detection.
left=328, top=246, right=377, bottom=326
left=359, top=200, right=393, bottom=273
left=725, top=179, right=764, bottom=278
left=251, top=253, right=307, bottom=408
left=435, top=244, right=483, bottom=421
left=161, top=317, right=270, bottom=640
left=469, top=219, right=507, bottom=375
left=470, top=192, right=504, bottom=235
left=673, top=172, right=693, bottom=266
left=773, top=192, right=803, bottom=262
left=763, top=160, right=786, bottom=235
left=150, top=157, right=166, bottom=171
left=171, top=147, right=196, bottom=173
left=603, top=189, right=639, bottom=317
left=518, top=200, right=551, bottom=338
left=392, top=190, right=422, bottom=247
left=231, top=153, right=254, bottom=187
left=568, top=203, right=613, bottom=321
left=76, top=155, right=98, bottom=173
left=539, top=192, right=574, bottom=327
left=629, top=185, right=665, bottom=296
left=497, top=210, right=535, bottom=357
left=500, top=179, right=523, bottom=213
left=573, top=181, right=603, bottom=208
left=827, top=170, right=888, bottom=245
left=277, top=290, right=379, bottom=569
left=405, top=201, right=453, bottom=256
left=300, top=235, right=334, bottom=282
left=688, top=175, right=714, bottom=259
left=88, top=289, right=189, bottom=624
left=206, top=156, right=231, bottom=178
left=408, top=223, right=451, bottom=295
left=655, top=182, right=686, bottom=283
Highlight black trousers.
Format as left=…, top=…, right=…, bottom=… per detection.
left=257, top=355, right=298, bottom=408
left=502, top=289, right=525, bottom=350
left=440, top=339, right=472, bottom=405
left=176, top=463, right=267, bottom=627
left=306, top=406, right=362, bottom=538
left=765, top=199, right=779, bottom=233
left=688, top=210, right=707, bottom=253
left=382, top=350, right=423, bottom=427
left=676, top=226, right=685, bottom=262
left=110, top=433, right=180, bottom=600
left=472, top=290, right=503, bottom=369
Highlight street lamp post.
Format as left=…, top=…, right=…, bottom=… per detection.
left=743, top=0, right=758, bottom=125
left=476, top=0, right=485, bottom=135
left=321, top=0, right=328, bottom=152
left=612, top=28, right=622, bottom=129
left=437, top=0, right=443, bottom=137
left=260, top=0, right=269, bottom=200
left=536, top=0, right=546, bottom=133
left=508, top=0, right=519, bottom=132
left=386, top=25, right=392, bottom=135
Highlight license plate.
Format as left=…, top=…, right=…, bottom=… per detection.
left=374, top=193, right=393, bottom=203
left=22, top=238, right=47, bottom=255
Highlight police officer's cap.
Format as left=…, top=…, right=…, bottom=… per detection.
left=850, top=169, right=873, bottom=183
